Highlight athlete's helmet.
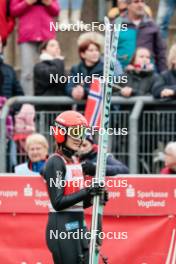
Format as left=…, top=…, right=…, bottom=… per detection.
left=53, top=111, right=88, bottom=144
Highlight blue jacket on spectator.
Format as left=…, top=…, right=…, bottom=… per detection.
left=0, top=56, right=24, bottom=98
left=116, top=15, right=167, bottom=73
left=65, top=59, right=103, bottom=98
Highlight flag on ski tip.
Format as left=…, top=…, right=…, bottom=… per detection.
left=84, top=78, right=103, bottom=128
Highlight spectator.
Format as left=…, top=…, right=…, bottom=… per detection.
left=59, top=0, right=84, bottom=26
left=118, top=47, right=159, bottom=97
left=152, top=43, right=176, bottom=99
left=160, top=142, right=176, bottom=174
left=156, top=0, right=176, bottom=39
left=65, top=32, right=104, bottom=100
left=79, top=136, right=129, bottom=175
left=13, top=104, right=36, bottom=166
left=0, top=38, right=23, bottom=98
left=15, top=133, right=49, bottom=175
left=10, top=0, right=59, bottom=96
left=0, top=36, right=24, bottom=171
left=0, top=0, right=15, bottom=46
left=0, top=96, right=15, bottom=172
left=116, top=0, right=167, bottom=73
left=108, top=0, right=128, bottom=20
left=13, top=104, right=36, bottom=142
left=34, top=39, right=65, bottom=96
left=0, top=97, right=13, bottom=138
left=108, top=0, right=152, bottom=21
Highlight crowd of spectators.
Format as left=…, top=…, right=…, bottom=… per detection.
left=0, top=0, right=176, bottom=174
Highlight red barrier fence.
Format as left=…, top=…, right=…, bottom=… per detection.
left=0, top=175, right=176, bottom=264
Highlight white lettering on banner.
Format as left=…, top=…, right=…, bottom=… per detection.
left=137, top=191, right=168, bottom=199
left=137, top=200, right=166, bottom=208
left=34, top=200, right=50, bottom=207
left=0, top=190, right=18, bottom=197
left=35, top=190, right=48, bottom=198
left=21, top=261, right=42, bottom=264
left=108, top=191, right=120, bottom=199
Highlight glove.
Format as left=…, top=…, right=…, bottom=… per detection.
left=81, top=161, right=96, bottom=176
left=83, top=181, right=102, bottom=208
left=100, top=189, right=109, bottom=206
left=83, top=184, right=109, bottom=208
left=86, top=181, right=105, bottom=197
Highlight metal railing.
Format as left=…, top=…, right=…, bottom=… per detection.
left=0, top=96, right=176, bottom=173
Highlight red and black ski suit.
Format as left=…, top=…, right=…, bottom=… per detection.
left=44, top=153, right=93, bottom=264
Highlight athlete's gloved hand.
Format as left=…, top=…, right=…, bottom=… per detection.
left=102, top=189, right=109, bottom=205
left=81, top=161, right=96, bottom=176
left=85, top=181, right=105, bottom=196
left=84, top=183, right=109, bottom=208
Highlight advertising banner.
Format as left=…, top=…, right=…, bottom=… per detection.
left=0, top=175, right=176, bottom=264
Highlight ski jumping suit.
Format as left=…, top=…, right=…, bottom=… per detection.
left=44, top=153, right=91, bottom=264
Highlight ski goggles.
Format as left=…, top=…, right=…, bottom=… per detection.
left=68, top=126, right=88, bottom=140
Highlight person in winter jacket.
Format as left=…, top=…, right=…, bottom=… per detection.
left=0, top=0, right=15, bottom=46
left=13, top=103, right=36, bottom=166
left=78, top=136, right=129, bottom=175
left=0, top=39, right=24, bottom=98
left=0, top=97, right=13, bottom=139
left=10, top=0, right=59, bottom=95
left=13, top=104, right=36, bottom=143
left=152, top=43, right=176, bottom=99
left=116, top=0, right=167, bottom=73
left=15, top=133, right=49, bottom=175
left=65, top=32, right=104, bottom=100
left=160, top=141, right=176, bottom=174
left=34, top=39, right=66, bottom=96
left=108, top=0, right=152, bottom=21
left=44, top=111, right=108, bottom=264
left=118, top=47, right=159, bottom=97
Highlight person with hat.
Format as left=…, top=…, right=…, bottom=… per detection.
left=44, top=110, right=108, bottom=264
left=79, top=136, right=129, bottom=176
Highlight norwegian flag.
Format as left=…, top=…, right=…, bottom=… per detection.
left=84, top=78, right=103, bottom=127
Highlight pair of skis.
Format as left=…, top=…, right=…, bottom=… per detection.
left=89, top=17, right=121, bottom=264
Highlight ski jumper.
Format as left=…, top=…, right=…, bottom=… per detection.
left=44, top=153, right=90, bottom=264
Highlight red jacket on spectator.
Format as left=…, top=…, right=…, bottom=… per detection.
left=10, top=0, right=59, bottom=43
left=0, top=0, right=15, bottom=45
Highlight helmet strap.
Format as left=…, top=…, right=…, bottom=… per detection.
left=57, top=133, right=83, bottom=159
left=57, top=143, right=75, bottom=159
